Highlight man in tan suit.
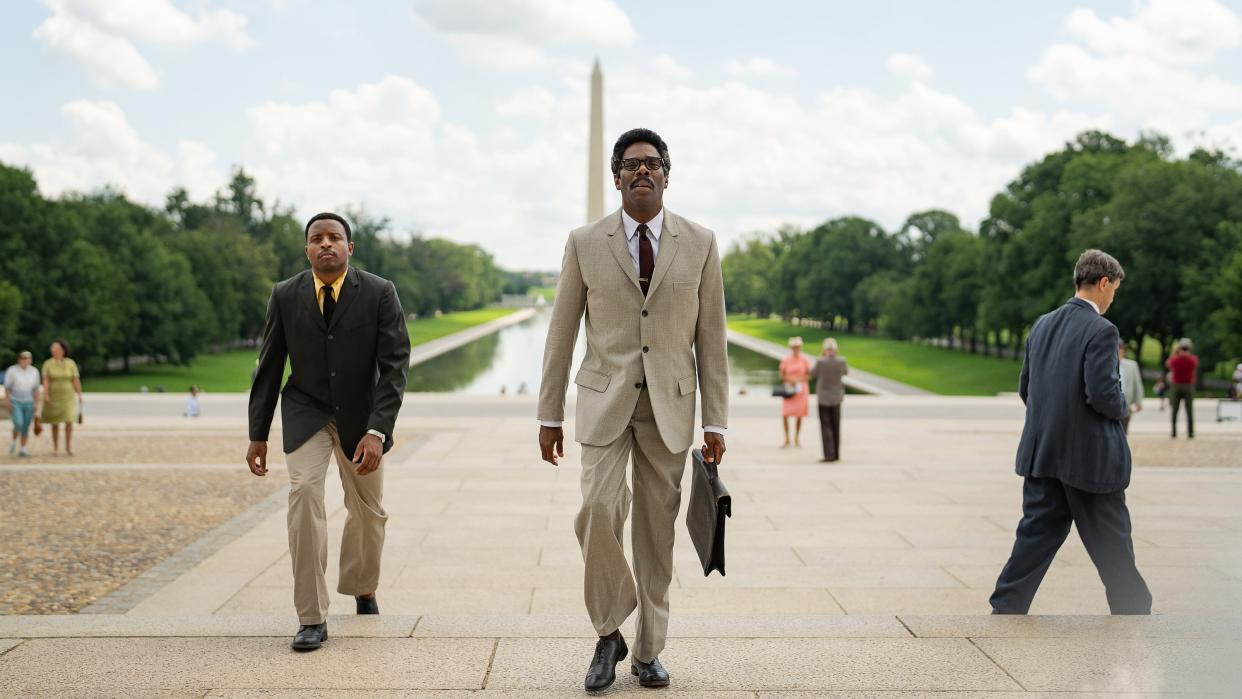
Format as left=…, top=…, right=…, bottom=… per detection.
left=539, top=128, right=729, bottom=692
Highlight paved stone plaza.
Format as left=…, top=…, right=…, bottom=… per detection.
left=1, top=393, right=1240, bottom=695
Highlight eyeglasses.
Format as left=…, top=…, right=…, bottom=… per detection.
left=620, top=157, right=665, bottom=172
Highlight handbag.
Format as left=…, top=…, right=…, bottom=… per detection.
left=685, top=448, right=731, bottom=576
left=771, top=382, right=797, bottom=398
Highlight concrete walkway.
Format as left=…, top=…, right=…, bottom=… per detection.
left=727, top=330, right=931, bottom=396
left=2, top=394, right=1240, bottom=694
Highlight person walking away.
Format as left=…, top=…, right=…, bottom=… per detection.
left=5, top=351, right=41, bottom=458
left=1166, top=339, right=1198, bottom=438
left=991, top=249, right=1151, bottom=615
left=779, top=336, right=811, bottom=448
left=1118, top=340, right=1143, bottom=434
left=814, top=338, right=848, bottom=462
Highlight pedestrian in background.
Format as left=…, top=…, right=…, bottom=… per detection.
left=40, top=339, right=82, bottom=456
left=5, top=351, right=41, bottom=458
left=184, top=385, right=201, bottom=417
left=814, top=338, right=848, bottom=462
left=1153, top=374, right=1167, bottom=411
left=1165, top=339, right=1198, bottom=439
left=1230, top=363, right=1242, bottom=400
left=1118, top=340, right=1143, bottom=434
left=779, top=336, right=811, bottom=448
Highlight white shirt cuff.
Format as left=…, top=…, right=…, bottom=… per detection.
left=366, top=429, right=385, bottom=441
left=703, top=426, right=726, bottom=434
left=539, top=420, right=563, bottom=428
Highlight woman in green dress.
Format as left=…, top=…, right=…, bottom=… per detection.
left=40, top=339, right=83, bottom=456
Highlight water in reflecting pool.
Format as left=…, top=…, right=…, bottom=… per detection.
left=406, top=308, right=785, bottom=394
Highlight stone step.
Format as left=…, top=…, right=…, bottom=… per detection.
left=2, top=613, right=1238, bottom=640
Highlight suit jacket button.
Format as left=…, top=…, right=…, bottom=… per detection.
left=642, top=346, right=649, bottom=353
left=641, top=310, right=648, bottom=317
left=328, top=334, right=334, bottom=340
left=335, top=406, right=340, bottom=411
left=634, top=382, right=642, bottom=389
left=331, top=371, right=336, bottom=377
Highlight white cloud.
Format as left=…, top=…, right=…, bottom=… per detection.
left=410, top=0, right=634, bottom=69
left=496, top=86, right=557, bottom=118
left=33, top=0, right=255, bottom=89
left=1029, top=0, right=1242, bottom=131
left=34, top=10, right=159, bottom=89
left=724, top=57, right=794, bottom=78
left=886, top=52, right=933, bottom=79
left=1063, top=0, right=1241, bottom=66
left=652, top=54, right=693, bottom=81
left=0, top=100, right=222, bottom=202
left=52, top=0, right=255, bottom=49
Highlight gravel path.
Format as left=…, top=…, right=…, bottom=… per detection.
left=0, top=468, right=284, bottom=613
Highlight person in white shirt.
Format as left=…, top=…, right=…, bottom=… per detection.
left=4, top=351, right=41, bottom=458
left=183, top=385, right=201, bottom=418
left=1118, top=340, right=1144, bottom=434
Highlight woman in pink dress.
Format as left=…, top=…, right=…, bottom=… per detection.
left=779, top=336, right=812, bottom=447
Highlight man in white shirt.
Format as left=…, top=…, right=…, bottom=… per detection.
left=4, top=351, right=41, bottom=458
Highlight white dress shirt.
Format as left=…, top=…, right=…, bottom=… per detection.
left=1083, top=298, right=1101, bottom=314
left=542, top=208, right=724, bottom=436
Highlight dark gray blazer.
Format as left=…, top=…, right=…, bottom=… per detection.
left=248, top=267, right=411, bottom=456
left=1015, top=297, right=1130, bottom=493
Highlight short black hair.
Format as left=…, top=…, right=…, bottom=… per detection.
left=51, top=338, right=71, bottom=357
left=1073, top=249, right=1125, bottom=288
left=611, top=128, right=671, bottom=176
left=305, top=212, right=352, bottom=242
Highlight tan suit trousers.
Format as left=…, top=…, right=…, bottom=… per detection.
left=286, top=421, right=387, bottom=625
left=576, top=389, right=688, bottom=663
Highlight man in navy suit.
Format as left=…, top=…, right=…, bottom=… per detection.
left=990, top=249, right=1151, bottom=615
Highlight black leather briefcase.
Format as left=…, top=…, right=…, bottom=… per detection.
left=686, top=448, right=732, bottom=576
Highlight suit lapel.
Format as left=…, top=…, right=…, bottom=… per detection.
left=644, top=212, right=680, bottom=301
left=605, top=211, right=642, bottom=293
left=327, top=267, right=360, bottom=331
left=300, top=271, right=328, bottom=333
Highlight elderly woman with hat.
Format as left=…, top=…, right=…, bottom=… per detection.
left=5, top=350, right=42, bottom=458
left=779, top=336, right=812, bottom=448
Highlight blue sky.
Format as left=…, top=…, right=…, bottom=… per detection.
left=3, top=0, right=1242, bottom=270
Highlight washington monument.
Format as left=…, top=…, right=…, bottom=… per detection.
left=586, top=59, right=605, bottom=223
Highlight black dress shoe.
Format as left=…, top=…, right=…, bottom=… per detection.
left=356, top=595, right=379, bottom=614
left=632, top=656, right=670, bottom=688
left=584, top=630, right=627, bottom=693
left=291, top=623, right=327, bottom=651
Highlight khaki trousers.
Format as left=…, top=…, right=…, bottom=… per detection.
left=576, top=389, right=688, bottom=663
left=286, top=421, right=387, bottom=625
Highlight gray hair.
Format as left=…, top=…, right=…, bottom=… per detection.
left=1073, top=249, right=1125, bottom=288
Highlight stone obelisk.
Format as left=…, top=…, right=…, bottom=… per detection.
left=586, top=59, right=605, bottom=223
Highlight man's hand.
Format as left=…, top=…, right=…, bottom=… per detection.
left=1132, top=404, right=1143, bottom=413
left=702, top=431, right=726, bottom=465
left=246, top=441, right=268, bottom=476
left=539, top=426, right=564, bottom=466
left=352, top=433, right=383, bottom=475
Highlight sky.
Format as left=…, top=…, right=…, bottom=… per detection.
left=3, top=0, right=1242, bottom=271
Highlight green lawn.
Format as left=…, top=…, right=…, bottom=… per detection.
left=83, top=307, right=519, bottom=393
left=728, top=315, right=1023, bottom=396
left=526, top=286, right=556, bottom=302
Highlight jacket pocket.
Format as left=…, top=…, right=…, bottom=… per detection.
left=574, top=368, right=612, bottom=393
left=678, top=374, right=697, bottom=396
left=674, top=281, right=699, bottom=293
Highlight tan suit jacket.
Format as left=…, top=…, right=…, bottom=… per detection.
left=539, top=209, right=729, bottom=453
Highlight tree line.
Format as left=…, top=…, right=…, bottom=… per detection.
left=723, top=131, right=1242, bottom=378
left=0, top=164, right=506, bottom=372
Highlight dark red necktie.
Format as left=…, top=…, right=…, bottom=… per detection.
left=637, top=223, right=654, bottom=296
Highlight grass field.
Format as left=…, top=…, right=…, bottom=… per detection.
left=728, top=315, right=1023, bottom=396
left=526, top=286, right=556, bottom=302
left=83, top=307, right=519, bottom=393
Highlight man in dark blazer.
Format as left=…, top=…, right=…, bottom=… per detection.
left=247, top=212, right=411, bottom=651
left=990, top=249, right=1151, bottom=615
